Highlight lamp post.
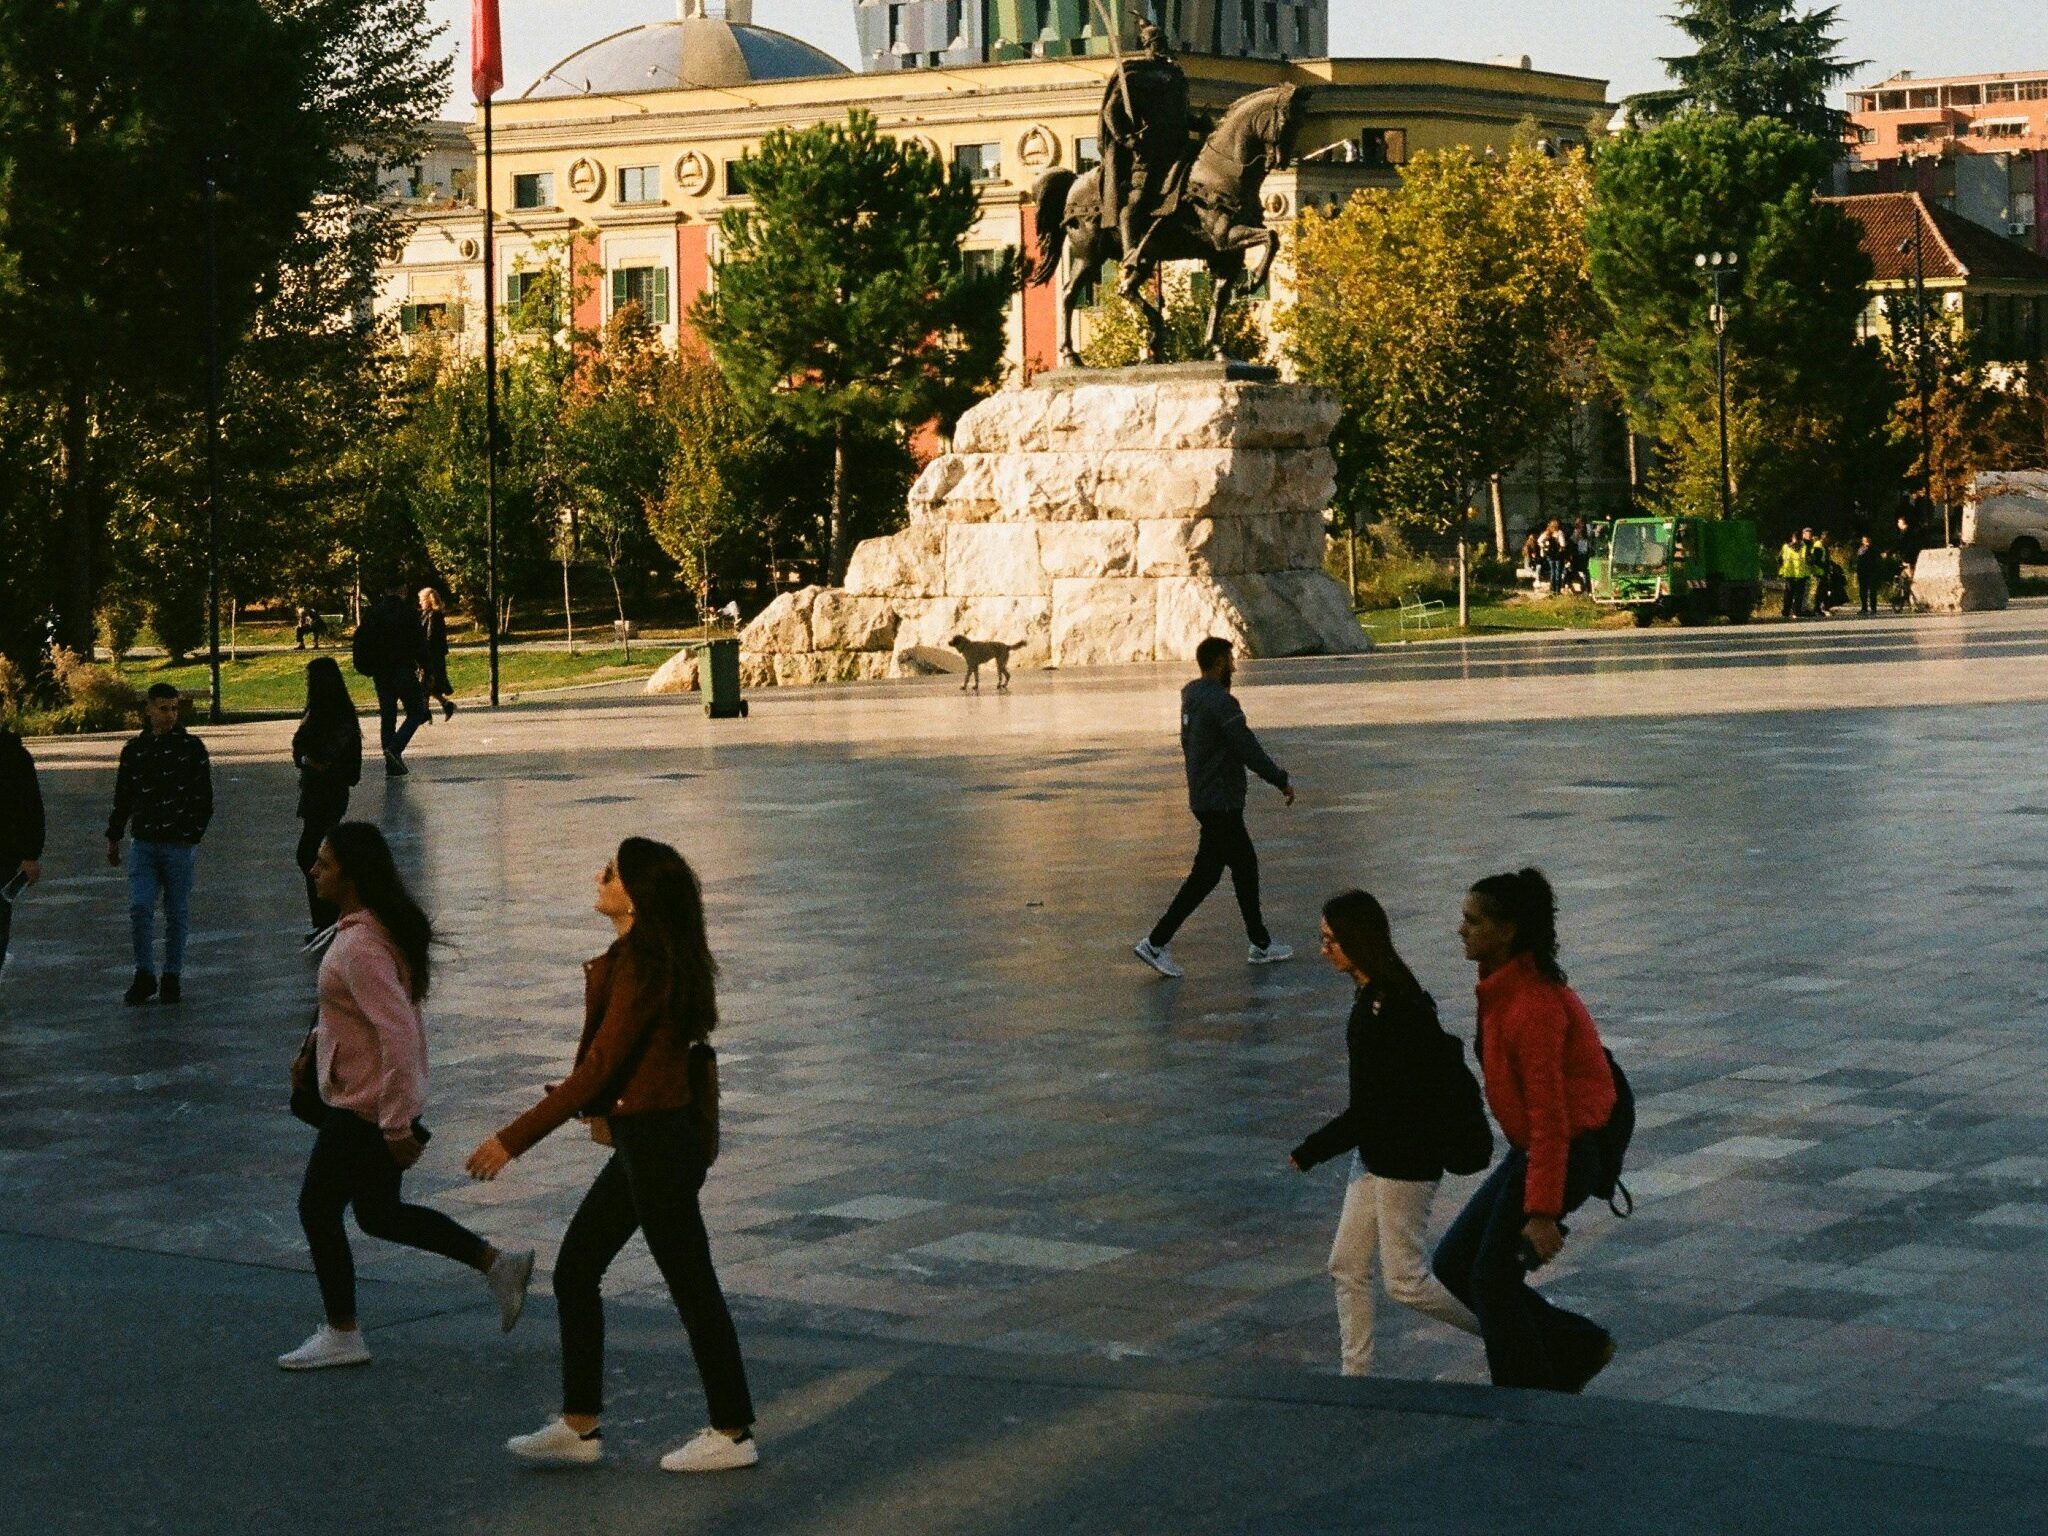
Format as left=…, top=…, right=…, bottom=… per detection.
left=1896, top=193, right=1942, bottom=546
left=203, top=169, right=223, bottom=724
left=1693, top=250, right=1739, bottom=520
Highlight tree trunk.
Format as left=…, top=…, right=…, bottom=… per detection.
left=57, top=382, right=95, bottom=656
left=828, top=419, right=849, bottom=585
left=562, top=559, right=574, bottom=654
left=1490, top=473, right=1506, bottom=561
left=1457, top=537, right=1470, bottom=629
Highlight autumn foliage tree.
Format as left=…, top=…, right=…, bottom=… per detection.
left=1281, top=146, right=1597, bottom=543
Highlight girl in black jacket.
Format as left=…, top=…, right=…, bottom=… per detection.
left=1290, top=889, right=1479, bottom=1375
left=292, top=658, right=363, bottom=935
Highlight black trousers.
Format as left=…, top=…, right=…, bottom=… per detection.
left=296, top=788, right=350, bottom=928
left=375, top=672, right=427, bottom=759
left=1431, top=1143, right=1610, bottom=1391
left=555, top=1109, right=754, bottom=1428
left=1149, top=808, right=1271, bottom=950
left=298, top=1108, right=487, bottom=1324
left=1780, top=578, right=1808, bottom=618
left=0, top=887, right=13, bottom=970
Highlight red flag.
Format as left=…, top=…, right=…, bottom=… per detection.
left=471, top=0, right=503, bottom=103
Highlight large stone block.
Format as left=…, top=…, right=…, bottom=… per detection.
left=952, top=595, right=1052, bottom=665
left=1154, top=570, right=1369, bottom=660
left=809, top=592, right=900, bottom=653
left=643, top=646, right=699, bottom=694
left=740, top=587, right=818, bottom=653
left=843, top=526, right=944, bottom=596
left=1136, top=518, right=1218, bottom=577
left=954, top=379, right=1338, bottom=455
left=1911, top=545, right=2009, bottom=612
left=1037, top=520, right=1137, bottom=579
left=944, top=522, right=1047, bottom=596
left=1051, top=577, right=1157, bottom=665
left=889, top=596, right=969, bottom=650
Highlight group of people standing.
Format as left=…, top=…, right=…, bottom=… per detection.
left=1523, top=518, right=1597, bottom=596
left=1780, top=523, right=1919, bottom=619
left=1134, top=639, right=1631, bottom=1390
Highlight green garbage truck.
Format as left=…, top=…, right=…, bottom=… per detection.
left=1589, top=516, right=1763, bottom=627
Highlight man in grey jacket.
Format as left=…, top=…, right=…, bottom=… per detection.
left=1135, top=638, right=1295, bottom=978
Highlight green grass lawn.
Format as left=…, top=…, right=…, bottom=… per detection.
left=113, top=644, right=665, bottom=717
left=1360, top=594, right=1632, bottom=643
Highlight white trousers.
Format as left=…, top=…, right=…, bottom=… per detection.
left=1328, top=1155, right=1482, bottom=1376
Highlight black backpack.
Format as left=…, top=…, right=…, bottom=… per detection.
left=1435, top=1031, right=1494, bottom=1176
left=351, top=606, right=389, bottom=678
left=1586, top=1049, right=1636, bottom=1216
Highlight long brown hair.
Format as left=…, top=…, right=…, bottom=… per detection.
left=615, top=837, right=718, bottom=1037
left=1322, top=889, right=1425, bottom=1002
left=326, top=821, right=434, bottom=1000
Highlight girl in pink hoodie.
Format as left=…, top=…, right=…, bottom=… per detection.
left=277, top=822, right=533, bottom=1371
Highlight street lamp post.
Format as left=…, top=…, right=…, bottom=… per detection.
left=1694, top=250, right=1739, bottom=520
left=1896, top=196, right=1942, bottom=546
left=203, top=171, right=223, bottom=725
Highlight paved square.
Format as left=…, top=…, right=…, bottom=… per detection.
left=10, top=612, right=2048, bottom=1449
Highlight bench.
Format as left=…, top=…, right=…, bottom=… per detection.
left=1398, top=591, right=1449, bottom=632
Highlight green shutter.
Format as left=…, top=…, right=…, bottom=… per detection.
left=611, top=268, right=628, bottom=315
left=652, top=267, right=670, bottom=324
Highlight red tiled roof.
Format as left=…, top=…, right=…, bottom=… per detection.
left=1822, top=192, right=2048, bottom=284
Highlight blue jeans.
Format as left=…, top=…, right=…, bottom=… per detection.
left=128, top=840, right=196, bottom=976
left=1431, top=1144, right=1610, bottom=1390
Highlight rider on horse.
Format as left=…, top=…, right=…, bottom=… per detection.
left=1099, top=18, right=1193, bottom=300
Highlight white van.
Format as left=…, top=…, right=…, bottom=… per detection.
left=1962, top=471, right=2048, bottom=567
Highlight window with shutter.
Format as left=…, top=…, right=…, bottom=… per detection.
left=612, top=268, right=629, bottom=315
left=651, top=266, right=670, bottom=324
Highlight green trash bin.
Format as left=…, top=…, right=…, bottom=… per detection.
left=698, top=637, right=747, bottom=719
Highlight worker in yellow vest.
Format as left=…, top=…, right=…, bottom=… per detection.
left=1778, top=533, right=1810, bottom=619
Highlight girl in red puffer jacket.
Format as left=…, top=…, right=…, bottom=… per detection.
left=1431, top=868, right=1620, bottom=1393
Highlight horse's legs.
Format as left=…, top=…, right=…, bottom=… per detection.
left=1060, top=263, right=1093, bottom=367
left=1203, top=252, right=1247, bottom=359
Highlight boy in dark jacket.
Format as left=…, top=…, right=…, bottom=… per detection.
left=1134, top=637, right=1295, bottom=978
left=0, top=726, right=45, bottom=973
left=355, top=578, right=427, bottom=776
left=106, top=685, right=213, bottom=1004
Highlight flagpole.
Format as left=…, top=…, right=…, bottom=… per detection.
left=481, top=93, right=500, bottom=707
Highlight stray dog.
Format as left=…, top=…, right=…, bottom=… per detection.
left=948, top=635, right=1012, bottom=692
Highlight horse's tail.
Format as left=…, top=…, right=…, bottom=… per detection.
left=1026, top=169, right=1075, bottom=287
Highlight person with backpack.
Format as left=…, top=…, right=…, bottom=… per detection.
left=279, top=822, right=534, bottom=1371
left=353, top=578, right=428, bottom=776
left=1432, top=868, right=1627, bottom=1394
left=292, top=658, right=362, bottom=938
left=1289, top=890, right=1482, bottom=1376
left=466, top=837, right=755, bottom=1475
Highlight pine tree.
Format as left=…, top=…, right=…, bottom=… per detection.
left=1630, top=0, right=1864, bottom=141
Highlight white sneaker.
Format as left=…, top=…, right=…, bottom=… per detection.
left=277, top=1324, right=371, bottom=1371
left=1248, top=942, right=1294, bottom=965
left=1133, top=938, right=1184, bottom=978
left=506, top=1418, right=604, bottom=1467
left=487, top=1248, right=535, bottom=1333
left=660, top=1428, right=760, bottom=1474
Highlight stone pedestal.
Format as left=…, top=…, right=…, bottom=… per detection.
left=1912, top=545, right=2009, bottom=613
left=740, top=370, right=1369, bottom=685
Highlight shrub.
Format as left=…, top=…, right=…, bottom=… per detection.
left=150, top=589, right=206, bottom=664
left=99, top=593, right=146, bottom=659
left=48, top=647, right=143, bottom=734
left=0, top=654, right=26, bottom=728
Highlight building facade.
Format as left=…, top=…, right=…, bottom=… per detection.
left=1825, top=192, right=2048, bottom=363
left=374, top=6, right=1606, bottom=377
left=854, top=0, right=1328, bottom=73
left=1843, top=69, right=2048, bottom=260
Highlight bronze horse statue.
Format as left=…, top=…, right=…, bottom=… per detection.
left=1027, top=84, right=1311, bottom=367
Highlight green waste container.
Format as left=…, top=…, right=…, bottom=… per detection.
left=697, top=637, right=747, bottom=719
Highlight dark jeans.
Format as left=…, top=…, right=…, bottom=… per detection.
left=298, top=1108, right=488, bottom=1324
left=296, top=788, right=350, bottom=928
left=1149, top=808, right=1270, bottom=950
left=0, top=883, right=13, bottom=971
left=375, top=671, right=427, bottom=760
left=1432, top=1143, right=1611, bottom=1391
left=1780, top=578, right=1808, bottom=618
left=555, top=1109, right=753, bottom=1428
left=1859, top=582, right=1879, bottom=615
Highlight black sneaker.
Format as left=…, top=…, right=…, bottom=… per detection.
left=160, top=975, right=182, bottom=1005
left=1563, top=1333, right=1617, bottom=1394
left=385, top=752, right=409, bottom=777
left=440, top=699, right=456, bottom=722
left=124, top=971, right=158, bottom=1005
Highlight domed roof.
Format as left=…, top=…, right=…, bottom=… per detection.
left=524, top=16, right=848, bottom=100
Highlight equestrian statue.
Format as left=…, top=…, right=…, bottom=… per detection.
left=1027, top=20, right=1311, bottom=367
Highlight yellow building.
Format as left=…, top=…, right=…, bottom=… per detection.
left=378, top=8, right=1609, bottom=374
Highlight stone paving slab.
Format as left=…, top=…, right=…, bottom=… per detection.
left=8, top=615, right=2048, bottom=1454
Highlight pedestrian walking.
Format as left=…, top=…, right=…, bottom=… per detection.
left=1854, top=536, right=1885, bottom=617
left=1537, top=520, right=1569, bottom=594
left=1289, top=890, right=1481, bottom=1375
left=1134, top=637, right=1295, bottom=978
left=279, top=821, right=533, bottom=1371
left=1777, top=534, right=1809, bottom=619
left=0, top=724, right=45, bottom=975
left=417, top=587, right=456, bottom=722
left=352, top=577, right=428, bottom=776
left=467, top=837, right=757, bottom=1474
left=1431, top=868, right=1623, bottom=1394
left=105, top=684, right=212, bottom=1005
left=292, top=658, right=362, bottom=938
